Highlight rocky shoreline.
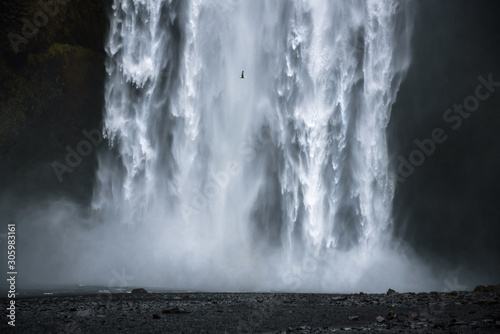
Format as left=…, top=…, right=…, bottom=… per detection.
left=1, top=288, right=499, bottom=333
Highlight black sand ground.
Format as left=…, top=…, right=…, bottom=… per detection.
left=1, top=289, right=499, bottom=333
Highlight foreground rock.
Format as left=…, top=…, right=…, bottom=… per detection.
left=131, top=288, right=148, bottom=294
left=1, top=289, right=499, bottom=333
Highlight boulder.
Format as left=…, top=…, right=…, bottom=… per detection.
left=474, top=285, right=486, bottom=293
left=131, top=288, right=148, bottom=294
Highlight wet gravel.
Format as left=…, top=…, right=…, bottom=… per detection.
left=1, top=289, right=499, bottom=333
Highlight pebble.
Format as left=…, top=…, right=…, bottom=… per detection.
left=76, top=310, right=90, bottom=317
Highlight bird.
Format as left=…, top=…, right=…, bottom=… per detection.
left=240, top=70, right=245, bottom=79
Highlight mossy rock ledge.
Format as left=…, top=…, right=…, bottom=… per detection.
left=0, top=0, right=109, bottom=202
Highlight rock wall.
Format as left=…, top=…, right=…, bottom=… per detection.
left=0, top=0, right=108, bottom=203
left=389, top=0, right=500, bottom=282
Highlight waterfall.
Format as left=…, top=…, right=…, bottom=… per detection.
left=92, top=0, right=415, bottom=291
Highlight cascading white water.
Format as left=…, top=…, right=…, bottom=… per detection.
left=90, top=0, right=420, bottom=292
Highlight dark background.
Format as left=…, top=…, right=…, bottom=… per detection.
left=389, top=0, right=500, bottom=284
left=0, top=0, right=107, bottom=206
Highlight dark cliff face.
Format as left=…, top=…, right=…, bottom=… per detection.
left=389, top=0, right=500, bottom=283
left=0, top=0, right=109, bottom=203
